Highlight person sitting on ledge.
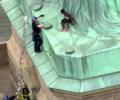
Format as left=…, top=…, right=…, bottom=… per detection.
left=32, top=16, right=44, bottom=53
left=60, top=9, right=74, bottom=32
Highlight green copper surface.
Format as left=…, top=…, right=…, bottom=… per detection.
left=2, top=0, right=120, bottom=93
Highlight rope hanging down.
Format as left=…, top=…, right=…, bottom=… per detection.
left=17, top=16, right=27, bottom=95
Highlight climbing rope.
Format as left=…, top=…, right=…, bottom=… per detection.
left=16, top=16, right=28, bottom=100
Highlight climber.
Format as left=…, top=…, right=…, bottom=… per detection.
left=60, top=9, right=74, bottom=32
left=22, top=84, right=30, bottom=100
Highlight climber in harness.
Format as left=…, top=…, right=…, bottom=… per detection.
left=22, top=84, right=30, bottom=100
left=32, top=16, right=44, bottom=53
left=60, top=9, right=74, bottom=32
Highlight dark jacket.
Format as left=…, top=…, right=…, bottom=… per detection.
left=32, top=21, right=41, bottom=34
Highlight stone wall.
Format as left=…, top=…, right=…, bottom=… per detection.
left=51, top=86, right=120, bottom=100
left=7, top=27, right=40, bottom=89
